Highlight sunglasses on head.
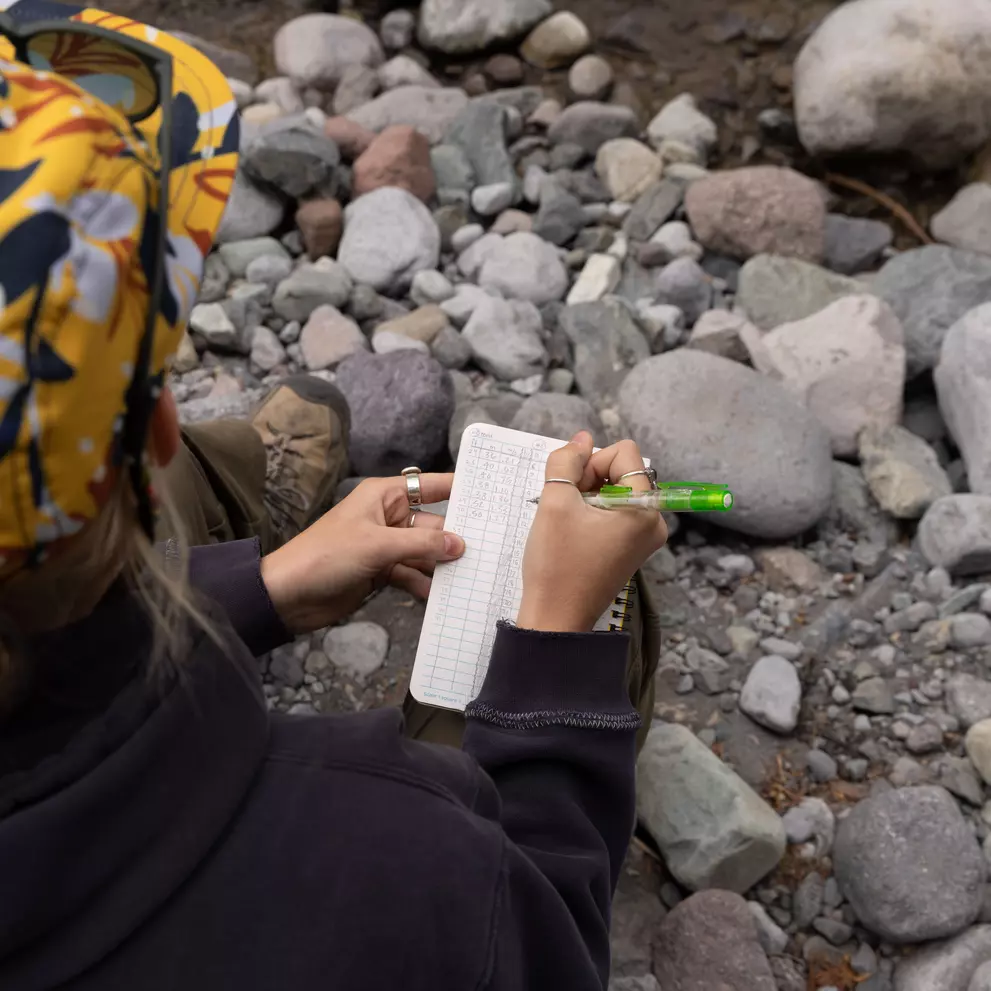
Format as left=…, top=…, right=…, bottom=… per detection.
left=0, top=12, right=175, bottom=537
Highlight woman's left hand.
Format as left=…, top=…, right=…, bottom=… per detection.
left=260, top=474, right=465, bottom=636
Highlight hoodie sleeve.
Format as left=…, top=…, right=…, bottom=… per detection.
left=462, top=622, right=639, bottom=990
left=187, top=539, right=292, bottom=657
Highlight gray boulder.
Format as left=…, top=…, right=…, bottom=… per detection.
left=736, top=254, right=863, bottom=330
left=834, top=786, right=985, bottom=943
left=935, top=303, right=991, bottom=496
left=418, top=0, right=551, bottom=54
left=560, top=298, right=650, bottom=407
left=637, top=723, right=786, bottom=894
left=823, top=213, right=893, bottom=275
left=509, top=393, right=605, bottom=440
left=619, top=350, right=833, bottom=538
left=216, top=171, right=284, bottom=244
left=793, top=0, right=991, bottom=170
left=336, top=350, right=455, bottom=474
left=653, top=257, right=712, bottom=325
left=532, top=177, right=585, bottom=246
left=918, top=496, right=991, bottom=576
left=547, top=101, right=639, bottom=155
left=873, top=245, right=991, bottom=378
left=739, top=655, right=802, bottom=734
left=654, top=890, right=777, bottom=991
left=445, top=101, right=518, bottom=195
left=462, top=296, right=548, bottom=380
left=272, top=260, right=353, bottom=323
left=217, top=237, right=289, bottom=279
left=339, top=187, right=440, bottom=295
left=478, top=232, right=569, bottom=304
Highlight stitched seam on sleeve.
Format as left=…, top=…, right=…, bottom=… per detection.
left=465, top=702, right=641, bottom=732
left=475, top=841, right=510, bottom=991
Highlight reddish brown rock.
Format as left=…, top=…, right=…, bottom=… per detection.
left=352, top=125, right=436, bottom=203
left=324, top=115, right=376, bottom=162
left=296, top=199, right=344, bottom=259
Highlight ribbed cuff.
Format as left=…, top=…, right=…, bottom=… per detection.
left=465, top=622, right=640, bottom=731
left=188, top=539, right=292, bottom=657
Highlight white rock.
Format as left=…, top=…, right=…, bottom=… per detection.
left=567, top=254, right=621, bottom=304
left=646, top=93, right=718, bottom=161
left=410, top=269, right=455, bottom=306
left=739, top=655, right=802, bottom=734
left=174, top=333, right=199, bottom=373
left=378, top=54, right=439, bottom=91
left=451, top=223, right=486, bottom=254
left=274, top=14, right=384, bottom=91
left=479, top=231, right=569, bottom=304
left=371, top=329, right=429, bottom=355
left=757, top=295, right=906, bottom=457
left=918, top=496, right=991, bottom=576
left=781, top=797, right=835, bottom=856
left=568, top=54, right=613, bottom=101
left=418, top=0, right=552, bottom=55
left=462, top=296, right=548, bottom=380
left=441, top=284, right=493, bottom=327
left=520, top=11, right=590, bottom=68
left=794, top=0, right=991, bottom=170
left=649, top=220, right=704, bottom=262
left=637, top=304, right=686, bottom=351
left=254, top=76, right=304, bottom=114
left=471, top=181, right=516, bottom=216
left=189, top=303, right=237, bottom=349
left=594, top=138, right=663, bottom=204
left=339, top=187, right=440, bottom=295
left=250, top=326, right=286, bottom=372
left=323, top=621, right=389, bottom=682
left=299, top=305, right=369, bottom=370
left=457, top=232, right=504, bottom=280
left=228, top=77, right=255, bottom=110
left=932, top=183, right=991, bottom=256
left=935, top=302, right=991, bottom=497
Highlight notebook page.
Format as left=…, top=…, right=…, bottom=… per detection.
left=411, top=423, right=647, bottom=712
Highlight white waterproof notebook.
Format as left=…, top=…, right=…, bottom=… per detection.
left=411, top=423, right=648, bottom=712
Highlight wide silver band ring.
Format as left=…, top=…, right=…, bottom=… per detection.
left=402, top=466, right=424, bottom=511
left=617, top=468, right=658, bottom=489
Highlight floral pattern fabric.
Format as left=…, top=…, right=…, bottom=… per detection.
left=0, top=1, right=239, bottom=573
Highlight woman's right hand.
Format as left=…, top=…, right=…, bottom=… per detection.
left=517, top=432, right=669, bottom=634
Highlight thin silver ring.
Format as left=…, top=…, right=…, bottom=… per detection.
left=407, top=511, right=418, bottom=529
left=545, top=478, right=578, bottom=487
left=618, top=468, right=658, bottom=489
left=402, top=466, right=423, bottom=510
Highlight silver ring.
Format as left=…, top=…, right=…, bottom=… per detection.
left=545, top=478, right=578, bottom=487
left=402, top=466, right=423, bottom=510
left=618, top=468, right=658, bottom=489
left=407, top=511, right=418, bottom=529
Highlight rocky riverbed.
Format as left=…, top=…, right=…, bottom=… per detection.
left=117, top=0, right=991, bottom=986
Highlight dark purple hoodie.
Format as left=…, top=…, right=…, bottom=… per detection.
left=0, top=538, right=640, bottom=990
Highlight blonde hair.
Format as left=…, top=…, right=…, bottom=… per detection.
left=0, top=471, right=218, bottom=715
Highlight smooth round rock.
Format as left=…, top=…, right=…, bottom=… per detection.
left=568, top=54, right=614, bottom=100
left=619, top=350, right=833, bottom=539
left=833, top=785, right=985, bottom=943
left=520, top=11, right=591, bottom=68
left=275, top=14, right=384, bottom=91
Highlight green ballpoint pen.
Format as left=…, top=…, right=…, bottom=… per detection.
left=529, top=482, right=735, bottom=512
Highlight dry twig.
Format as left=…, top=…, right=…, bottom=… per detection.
left=825, top=172, right=934, bottom=246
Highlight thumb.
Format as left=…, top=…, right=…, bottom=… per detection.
left=369, top=527, right=465, bottom=570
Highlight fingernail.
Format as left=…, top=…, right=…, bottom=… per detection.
left=571, top=430, right=590, bottom=444
left=444, top=533, right=465, bottom=558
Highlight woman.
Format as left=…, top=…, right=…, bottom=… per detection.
left=0, top=5, right=668, bottom=990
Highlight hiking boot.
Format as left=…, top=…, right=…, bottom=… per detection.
left=251, top=375, right=351, bottom=544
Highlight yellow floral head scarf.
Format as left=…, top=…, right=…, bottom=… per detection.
left=0, top=1, right=239, bottom=574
